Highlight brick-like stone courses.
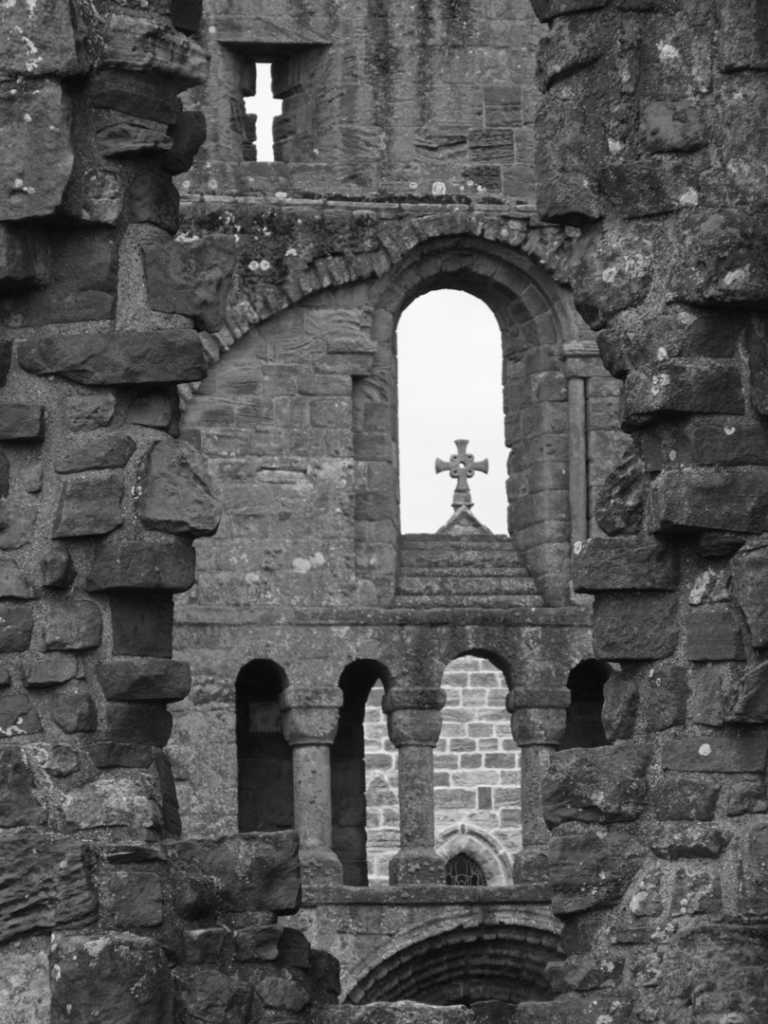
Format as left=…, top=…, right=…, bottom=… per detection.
left=183, top=0, right=544, bottom=205
left=519, top=1, right=768, bottom=1020
left=364, top=659, right=521, bottom=886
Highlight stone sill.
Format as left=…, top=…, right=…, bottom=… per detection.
left=301, top=883, right=551, bottom=907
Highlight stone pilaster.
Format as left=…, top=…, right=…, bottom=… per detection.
left=281, top=682, right=344, bottom=884
left=383, top=684, right=446, bottom=885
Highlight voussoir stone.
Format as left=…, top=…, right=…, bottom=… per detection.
left=137, top=439, right=221, bottom=537
left=97, top=658, right=191, bottom=703
left=18, top=329, right=207, bottom=385
left=86, top=533, right=196, bottom=592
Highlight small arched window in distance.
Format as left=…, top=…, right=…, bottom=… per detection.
left=236, top=659, right=293, bottom=832
left=445, top=852, right=487, bottom=887
left=559, top=658, right=612, bottom=749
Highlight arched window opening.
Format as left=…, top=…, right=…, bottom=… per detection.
left=559, top=659, right=612, bottom=749
left=363, top=677, right=400, bottom=887
left=397, top=290, right=507, bottom=534
left=236, top=659, right=293, bottom=832
left=445, top=852, right=487, bottom=887
left=332, top=660, right=388, bottom=886
left=435, top=654, right=519, bottom=885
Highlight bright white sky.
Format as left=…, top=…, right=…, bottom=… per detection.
left=247, top=70, right=508, bottom=535
left=397, top=291, right=508, bottom=534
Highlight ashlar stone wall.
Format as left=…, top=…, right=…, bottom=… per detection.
left=364, top=658, right=521, bottom=886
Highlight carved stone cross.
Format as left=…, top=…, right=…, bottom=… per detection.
left=435, top=439, right=489, bottom=511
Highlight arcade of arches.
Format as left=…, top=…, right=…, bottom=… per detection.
left=4, top=0, right=768, bottom=1022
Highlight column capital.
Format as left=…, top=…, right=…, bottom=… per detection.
left=280, top=684, right=342, bottom=746
left=383, top=685, right=445, bottom=748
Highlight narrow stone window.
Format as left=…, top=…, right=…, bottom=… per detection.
left=445, top=852, right=487, bottom=887
left=332, top=660, right=389, bottom=886
left=244, top=62, right=283, bottom=161
left=397, top=290, right=507, bottom=534
left=559, top=658, right=611, bottom=749
left=236, top=659, right=293, bottom=832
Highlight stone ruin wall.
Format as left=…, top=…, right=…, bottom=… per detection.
left=1, top=0, right=768, bottom=1022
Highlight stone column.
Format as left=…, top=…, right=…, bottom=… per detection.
left=384, top=685, right=446, bottom=885
left=281, top=683, right=343, bottom=884
left=507, top=686, right=570, bottom=883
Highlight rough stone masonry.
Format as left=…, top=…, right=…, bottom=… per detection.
left=1, top=0, right=768, bottom=1022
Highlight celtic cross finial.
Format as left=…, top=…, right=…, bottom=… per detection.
left=435, top=439, right=489, bottom=512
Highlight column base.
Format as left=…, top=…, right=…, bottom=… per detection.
left=389, top=848, right=445, bottom=885
left=512, top=846, right=550, bottom=886
left=299, top=846, right=343, bottom=886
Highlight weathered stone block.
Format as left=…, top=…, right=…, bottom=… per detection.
left=23, top=652, right=77, bottom=687
left=0, top=690, right=41, bottom=735
left=0, top=837, right=96, bottom=944
left=0, top=602, right=33, bottom=652
left=671, top=210, right=768, bottom=306
left=548, top=826, right=645, bottom=915
left=54, top=435, right=136, bottom=474
left=137, top=440, right=221, bottom=537
left=100, top=869, right=165, bottom=929
left=170, top=832, right=301, bottom=916
left=52, top=687, right=97, bottom=733
left=144, top=234, right=236, bottom=332
left=685, top=605, right=745, bottom=661
left=0, top=937, right=51, bottom=1024
left=40, top=546, right=76, bottom=589
left=163, top=110, right=207, bottom=174
left=687, top=417, right=768, bottom=467
left=99, top=13, right=208, bottom=85
left=106, top=702, right=173, bottom=747
left=641, top=664, right=688, bottom=732
left=719, top=0, right=768, bottom=70
left=640, top=99, right=708, bottom=153
left=662, top=732, right=768, bottom=773
left=726, top=778, right=768, bottom=816
left=737, top=823, right=768, bottom=913
left=0, top=557, right=34, bottom=599
left=621, top=361, right=743, bottom=428
left=97, top=658, right=190, bottom=702
left=601, top=670, right=639, bottom=741
left=648, top=467, right=768, bottom=535
left=543, top=742, right=650, bottom=826
left=572, top=222, right=654, bottom=329
left=128, top=391, right=177, bottom=430
left=53, top=475, right=124, bottom=538
left=594, top=445, right=645, bottom=536
left=732, top=536, right=768, bottom=647
left=111, top=592, right=173, bottom=657
left=43, top=600, right=102, bottom=651
left=0, top=79, right=74, bottom=221
left=318, top=1005, right=476, bottom=1024
left=66, top=393, right=116, bottom=431
left=652, top=775, right=719, bottom=821
left=86, top=534, right=196, bottom=592
left=173, top=967, right=251, bottom=1024
left=572, top=537, right=677, bottom=592
left=19, top=330, right=207, bottom=385
left=531, top=0, right=609, bottom=20
left=650, top=825, right=731, bottom=860
left=0, top=403, right=44, bottom=441
left=51, top=933, right=173, bottom=1024
left=0, top=746, right=44, bottom=826
left=593, top=592, right=679, bottom=661
left=723, top=661, right=768, bottom=723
